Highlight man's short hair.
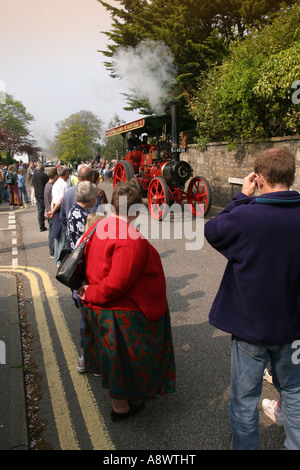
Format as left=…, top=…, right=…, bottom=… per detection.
left=48, top=168, right=58, bottom=179
left=57, top=166, right=69, bottom=177
left=254, top=147, right=295, bottom=188
left=78, top=166, right=94, bottom=181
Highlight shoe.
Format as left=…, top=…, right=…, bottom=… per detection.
left=40, top=227, right=47, bottom=232
left=263, top=368, right=273, bottom=384
left=77, top=356, right=85, bottom=373
left=262, top=399, right=284, bottom=426
left=111, top=401, right=145, bottom=422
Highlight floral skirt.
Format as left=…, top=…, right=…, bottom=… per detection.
left=83, top=306, right=176, bottom=400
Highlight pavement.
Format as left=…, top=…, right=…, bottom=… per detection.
left=0, top=200, right=29, bottom=450
left=0, top=272, right=29, bottom=450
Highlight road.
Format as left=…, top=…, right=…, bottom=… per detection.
left=0, top=179, right=286, bottom=451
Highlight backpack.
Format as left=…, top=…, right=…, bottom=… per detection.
left=5, top=171, right=16, bottom=185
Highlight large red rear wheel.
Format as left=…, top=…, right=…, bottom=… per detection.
left=147, top=177, right=170, bottom=220
left=113, top=161, right=135, bottom=187
left=187, top=176, right=212, bottom=217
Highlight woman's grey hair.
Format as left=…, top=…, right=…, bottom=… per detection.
left=76, top=181, right=97, bottom=203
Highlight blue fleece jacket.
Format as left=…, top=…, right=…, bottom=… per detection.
left=205, top=191, right=300, bottom=345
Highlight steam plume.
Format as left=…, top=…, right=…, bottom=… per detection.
left=112, top=40, right=178, bottom=115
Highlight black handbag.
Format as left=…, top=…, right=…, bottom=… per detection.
left=55, top=220, right=101, bottom=290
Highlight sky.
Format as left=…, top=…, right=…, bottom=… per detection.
left=1, top=0, right=141, bottom=151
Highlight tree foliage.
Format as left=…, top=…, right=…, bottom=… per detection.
left=0, top=94, right=41, bottom=159
left=53, top=110, right=103, bottom=163
left=101, top=114, right=126, bottom=160
left=191, top=3, right=300, bottom=146
left=98, top=0, right=297, bottom=113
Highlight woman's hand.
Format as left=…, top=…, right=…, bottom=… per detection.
left=77, top=283, right=88, bottom=301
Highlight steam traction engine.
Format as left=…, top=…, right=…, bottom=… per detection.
left=105, top=103, right=212, bottom=220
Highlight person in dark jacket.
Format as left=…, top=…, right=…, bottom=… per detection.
left=32, top=162, right=49, bottom=231
left=205, top=147, right=300, bottom=450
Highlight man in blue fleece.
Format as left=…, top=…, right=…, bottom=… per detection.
left=205, top=147, right=300, bottom=450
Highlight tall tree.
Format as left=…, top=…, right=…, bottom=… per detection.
left=191, top=3, right=300, bottom=146
left=53, top=111, right=103, bottom=163
left=98, top=0, right=297, bottom=114
left=0, top=94, right=41, bottom=160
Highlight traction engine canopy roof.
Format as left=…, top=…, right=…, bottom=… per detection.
left=105, top=113, right=197, bottom=138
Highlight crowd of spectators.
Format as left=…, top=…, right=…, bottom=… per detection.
left=56, top=158, right=116, bottom=182
left=0, top=160, right=29, bottom=205
left=0, top=158, right=116, bottom=205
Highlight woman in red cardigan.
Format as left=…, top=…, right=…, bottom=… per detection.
left=78, top=182, right=175, bottom=421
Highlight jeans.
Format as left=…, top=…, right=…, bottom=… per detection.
left=230, top=336, right=300, bottom=450
left=18, top=186, right=29, bottom=203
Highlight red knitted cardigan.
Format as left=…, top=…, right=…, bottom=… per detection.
left=81, top=216, right=167, bottom=321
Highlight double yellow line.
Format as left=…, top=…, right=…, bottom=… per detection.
left=0, top=266, right=114, bottom=450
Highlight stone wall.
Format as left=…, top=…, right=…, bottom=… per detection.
left=182, top=135, right=300, bottom=207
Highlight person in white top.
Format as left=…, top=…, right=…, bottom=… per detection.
left=51, top=167, right=69, bottom=207
left=47, top=166, right=70, bottom=265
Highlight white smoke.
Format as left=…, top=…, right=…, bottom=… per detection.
left=111, top=40, right=178, bottom=115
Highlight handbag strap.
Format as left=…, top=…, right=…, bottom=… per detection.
left=82, top=219, right=103, bottom=244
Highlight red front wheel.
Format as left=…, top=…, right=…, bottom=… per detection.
left=187, top=176, right=212, bottom=217
left=113, top=161, right=135, bottom=187
left=147, top=177, right=170, bottom=220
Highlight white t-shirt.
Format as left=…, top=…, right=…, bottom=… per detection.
left=52, top=177, right=68, bottom=205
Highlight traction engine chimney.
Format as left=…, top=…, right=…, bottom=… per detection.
left=170, top=102, right=180, bottom=162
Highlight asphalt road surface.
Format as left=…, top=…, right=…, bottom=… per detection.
left=0, top=179, right=286, bottom=451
